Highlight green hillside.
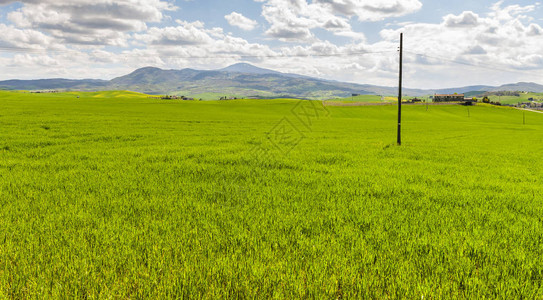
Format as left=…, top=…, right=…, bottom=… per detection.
left=1, top=91, right=543, bottom=298
left=329, top=94, right=389, bottom=102
left=1, top=65, right=543, bottom=100
left=481, top=92, right=543, bottom=105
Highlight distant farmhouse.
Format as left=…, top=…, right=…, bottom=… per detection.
left=30, top=90, right=58, bottom=94
left=433, top=93, right=477, bottom=105
left=149, top=95, right=194, bottom=100
left=433, top=94, right=465, bottom=102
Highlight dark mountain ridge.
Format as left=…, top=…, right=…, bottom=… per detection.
left=1, top=63, right=542, bottom=99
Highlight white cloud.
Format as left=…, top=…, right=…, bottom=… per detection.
left=256, top=0, right=421, bottom=43
left=0, top=0, right=412, bottom=84
left=314, top=0, right=423, bottom=21
left=527, top=23, right=543, bottom=36
left=0, top=0, right=542, bottom=89
left=0, top=24, right=55, bottom=49
left=225, top=12, right=258, bottom=31
left=5, top=0, right=176, bottom=46
left=444, top=11, right=480, bottom=27
left=10, top=53, right=61, bottom=67
left=259, top=0, right=365, bottom=42
left=378, top=2, right=543, bottom=88
left=133, top=20, right=277, bottom=69
left=135, top=21, right=216, bottom=46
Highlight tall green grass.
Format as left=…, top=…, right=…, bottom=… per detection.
left=1, top=91, right=543, bottom=298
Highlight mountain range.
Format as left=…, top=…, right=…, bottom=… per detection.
left=1, top=63, right=542, bottom=99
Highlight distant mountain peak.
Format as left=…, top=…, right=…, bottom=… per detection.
left=220, top=63, right=281, bottom=75
left=131, top=66, right=163, bottom=73
left=2, top=64, right=543, bottom=99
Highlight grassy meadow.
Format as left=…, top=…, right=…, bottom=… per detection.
left=330, top=94, right=398, bottom=103
left=484, top=92, right=543, bottom=105
left=1, top=91, right=543, bottom=298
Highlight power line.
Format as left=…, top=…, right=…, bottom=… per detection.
left=0, top=46, right=79, bottom=54
left=127, top=50, right=396, bottom=59
left=405, top=50, right=538, bottom=76
left=0, top=46, right=57, bottom=53
left=0, top=45, right=395, bottom=59
left=2, top=44, right=538, bottom=77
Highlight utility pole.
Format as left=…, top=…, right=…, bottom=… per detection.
left=397, top=33, right=403, bottom=146
left=426, top=97, right=429, bottom=111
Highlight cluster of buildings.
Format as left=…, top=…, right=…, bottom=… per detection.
left=29, top=90, right=59, bottom=93
left=149, top=95, right=195, bottom=100
left=430, top=93, right=543, bottom=110
left=516, top=101, right=543, bottom=109
left=432, top=94, right=476, bottom=103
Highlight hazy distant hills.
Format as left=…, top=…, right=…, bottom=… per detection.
left=1, top=63, right=543, bottom=99
left=220, top=63, right=283, bottom=75
left=429, top=82, right=543, bottom=95
left=487, top=82, right=543, bottom=93
left=0, top=78, right=108, bottom=90
left=106, top=63, right=395, bottom=98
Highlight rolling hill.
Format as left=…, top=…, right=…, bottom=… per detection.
left=1, top=63, right=543, bottom=99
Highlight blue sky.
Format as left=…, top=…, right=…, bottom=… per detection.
left=0, top=0, right=542, bottom=89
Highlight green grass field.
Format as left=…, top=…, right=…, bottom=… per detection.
left=1, top=91, right=543, bottom=298
left=330, top=94, right=398, bottom=102
left=483, top=92, right=543, bottom=105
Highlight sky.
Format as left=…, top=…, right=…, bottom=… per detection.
left=0, top=0, right=542, bottom=89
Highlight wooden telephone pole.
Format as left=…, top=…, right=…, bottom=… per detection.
left=397, top=33, right=403, bottom=146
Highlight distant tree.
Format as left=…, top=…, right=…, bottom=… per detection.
left=482, top=96, right=490, bottom=103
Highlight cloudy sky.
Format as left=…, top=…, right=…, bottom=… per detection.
left=0, top=0, right=542, bottom=89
